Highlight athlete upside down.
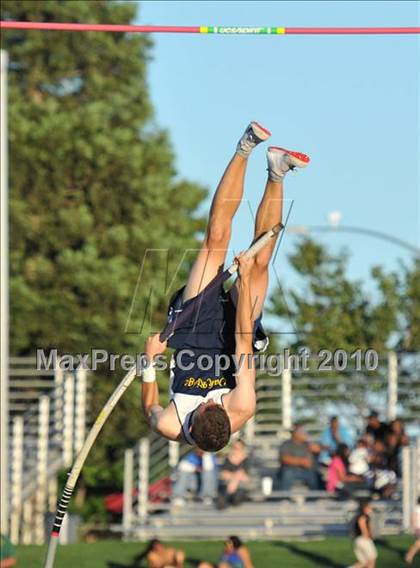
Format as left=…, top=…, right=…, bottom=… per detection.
left=141, top=122, right=309, bottom=452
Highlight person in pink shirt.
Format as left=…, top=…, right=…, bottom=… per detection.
left=327, top=444, right=362, bottom=494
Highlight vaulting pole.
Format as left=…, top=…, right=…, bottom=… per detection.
left=1, top=21, right=419, bottom=35
left=44, top=366, right=138, bottom=568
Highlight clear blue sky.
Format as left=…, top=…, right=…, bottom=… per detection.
left=136, top=1, right=419, bottom=310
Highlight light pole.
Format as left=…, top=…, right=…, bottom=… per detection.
left=1, top=49, right=10, bottom=534
left=287, top=224, right=420, bottom=256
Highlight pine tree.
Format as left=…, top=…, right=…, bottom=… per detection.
left=269, top=238, right=401, bottom=353
left=2, top=0, right=207, bottom=517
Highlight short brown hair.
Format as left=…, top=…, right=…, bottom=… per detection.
left=191, top=405, right=231, bottom=452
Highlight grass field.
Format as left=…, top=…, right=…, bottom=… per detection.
left=16, top=535, right=420, bottom=567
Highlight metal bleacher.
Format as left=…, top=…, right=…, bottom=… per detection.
left=121, top=354, right=420, bottom=541
left=128, top=496, right=404, bottom=541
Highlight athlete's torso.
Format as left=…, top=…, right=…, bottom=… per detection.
left=167, top=282, right=268, bottom=445
left=170, top=376, right=229, bottom=445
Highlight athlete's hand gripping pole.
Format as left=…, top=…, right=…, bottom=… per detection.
left=160, top=222, right=284, bottom=342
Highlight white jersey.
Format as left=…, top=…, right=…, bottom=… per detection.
left=169, top=361, right=230, bottom=445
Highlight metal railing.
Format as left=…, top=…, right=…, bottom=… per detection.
left=7, top=358, right=88, bottom=544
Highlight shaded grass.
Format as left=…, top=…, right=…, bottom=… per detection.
left=16, top=535, right=418, bottom=568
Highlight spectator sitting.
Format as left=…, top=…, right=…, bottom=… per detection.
left=327, top=443, right=364, bottom=496
left=365, top=410, right=388, bottom=442
left=198, top=535, right=254, bottom=568
left=146, top=539, right=185, bottom=568
left=217, top=439, right=250, bottom=509
left=348, top=438, right=371, bottom=478
left=278, top=424, right=320, bottom=491
left=172, top=449, right=217, bottom=507
left=319, top=415, right=353, bottom=466
left=370, top=439, right=397, bottom=499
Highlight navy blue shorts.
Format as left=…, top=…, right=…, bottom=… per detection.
left=166, top=280, right=268, bottom=396
left=166, top=280, right=268, bottom=354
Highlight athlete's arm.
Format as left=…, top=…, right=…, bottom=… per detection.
left=141, top=334, right=182, bottom=441
left=224, top=253, right=256, bottom=431
left=141, top=334, right=166, bottom=427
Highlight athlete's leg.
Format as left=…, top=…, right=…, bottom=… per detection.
left=183, top=123, right=270, bottom=301
left=248, top=176, right=285, bottom=317
left=237, top=146, right=310, bottom=317
left=183, top=153, right=246, bottom=301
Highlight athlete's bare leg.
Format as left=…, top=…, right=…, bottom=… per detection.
left=183, top=153, right=246, bottom=301
left=247, top=177, right=284, bottom=317
left=234, top=146, right=310, bottom=317
left=183, top=123, right=270, bottom=301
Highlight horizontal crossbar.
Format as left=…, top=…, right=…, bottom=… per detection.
left=1, top=21, right=419, bottom=35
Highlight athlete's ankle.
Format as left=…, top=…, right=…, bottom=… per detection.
left=266, top=146, right=310, bottom=182
left=236, top=121, right=271, bottom=158
left=267, top=169, right=284, bottom=183
left=235, top=150, right=249, bottom=161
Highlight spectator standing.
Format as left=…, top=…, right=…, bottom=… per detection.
left=405, top=496, right=420, bottom=564
left=146, top=539, right=185, bottom=568
left=347, top=500, right=377, bottom=568
left=217, top=440, right=250, bottom=508
left=388, top=418, right=409, bottom=446
left=172, top=450, right=217, bottom=506
left=385, top=419, right=409, bottom=476
left=365, top=411, right=388, bottom=442
left=319, top=416, right=353, bottom=465
left=278, top=424, right=320, bottom=490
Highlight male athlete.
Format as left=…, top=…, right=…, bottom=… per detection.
left=141, top=122, right=309, bottom=452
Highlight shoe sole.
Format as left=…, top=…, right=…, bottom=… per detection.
left=269, top=146, right=310, bottom=167
left=251, top=121, right=272, bottom=141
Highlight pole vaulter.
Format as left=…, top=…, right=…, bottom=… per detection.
left=44, top=220, right=283, bottom=568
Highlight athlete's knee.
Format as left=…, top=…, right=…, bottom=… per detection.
left=254, top=248, right=272, bottom=271
left=207, top=217, right=231, bottom=247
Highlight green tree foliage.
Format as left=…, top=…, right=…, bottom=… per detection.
left=2, top=0, right=207, bottom=516
left=269, top=238, right=419, bottom=353
left=396, top=259, right=420, bottom=351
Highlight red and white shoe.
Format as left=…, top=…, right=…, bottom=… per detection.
left=236, top=121, right=271, bottom=158
left=267, top=146, right=310, bottom=181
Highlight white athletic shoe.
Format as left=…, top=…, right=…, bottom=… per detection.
left=267, top=146, right=310, bottom=182
left=236, top=121, right=271, bottom=158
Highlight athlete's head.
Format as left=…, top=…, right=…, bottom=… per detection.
left=190, top=400, right=231, bottom=452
